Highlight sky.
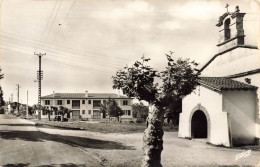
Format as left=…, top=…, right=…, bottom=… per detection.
left=0, top=0, right=259, bottom=105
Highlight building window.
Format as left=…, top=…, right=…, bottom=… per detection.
left=82, top=110, right=85, bottom=114
left=93, top=100, right=101, bottom=108
left=67, top=100, right=70, bottom=104
left=123, top=110, right=131, bottom=115
left=45, top=100, right=50, bottom=105
left=123, top=100, right=128, bottom=106
left=82, top=100, right=85, bottom=104
left=103, top=100, right=106, bottom=105
left=88, top=100, right=91, bottom=104
left=88, top=110, right=91, bottom=115
left=72, top=100, right=80, bottom=109
left=57, top=100, right=62, bottom=105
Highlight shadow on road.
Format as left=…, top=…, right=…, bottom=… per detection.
left=36, top=164, right=91, bottom=167
left=3, top=163, right=91, bottom=167
left=2, top=163, right=30, bottom=167
left=0, top=124, right=36, bottom=127
left=0, top=130, right=134, bottom=150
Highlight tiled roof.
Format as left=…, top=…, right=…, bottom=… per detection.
left=199, top=77, right=257, bottom=91
left=41, top=93, right=130, bottom=99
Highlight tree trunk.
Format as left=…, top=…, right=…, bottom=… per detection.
left=142, top=104, right=164, bottom=167
left=48, top=111, right=50, bottom=121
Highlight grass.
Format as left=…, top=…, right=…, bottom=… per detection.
left=33, top=120, right=178, bottom=134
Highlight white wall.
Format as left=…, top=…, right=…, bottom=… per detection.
left=222, top=90, right=257, bottom=145
left=179, top=86, right=230, bottom=147
left=202, top=48, right=260, bottom=77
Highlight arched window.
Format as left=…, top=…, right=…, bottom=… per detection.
left=224, top=18, right=231, bottom=40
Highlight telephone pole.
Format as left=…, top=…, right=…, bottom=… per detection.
left=26, top=90, right=28, bottom=119
left=16, top=84, right=21, bottom=113
left=35, top=52, right=45, bottom=120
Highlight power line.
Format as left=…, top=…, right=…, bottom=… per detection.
left=0, top=46, right=117, bottom=74
left=53, top=0, right=76, bottom=42
left=0, top=30, right=129, bottom=62
left=1, top=37, right=123, bottom=69
left=43, top=0, right=63, bottom=43
left=35, top=0, right=59, bottom=51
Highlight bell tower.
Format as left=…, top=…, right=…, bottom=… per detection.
left=216, top=5, right=246, bottom=53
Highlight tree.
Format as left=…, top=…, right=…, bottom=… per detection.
left=0, top=86, right=5, bottom=107
left=0, top=67, right=3, bottom=80
left=112, top=53, right=200, bottom=167
left=100, top=98, right=124, bottom=122
left=58, top=106, right=71, bottom=121
left=132, top=102, right=149, bottom=119
left=0, top=67, right=5, bottom=107
left=42, top=106, right=52, bottom=121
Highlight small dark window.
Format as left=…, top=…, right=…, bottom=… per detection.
left=88, top=110, right=91, bottom=115
left=82, top=100, right=85, bottom=104
left=82, top=110, right=85, bottom=114
left=67, top=100, right=70, bottom=104
left=224, top=18, right=231, bottom=41
left=123, top=100, right=128, bottom=106
left=88, top=100, right=91, bottom=104
left=128, top=110, right=131, bottom=116
left=45, top=100, right=50, bottom=105
left=57, top=100, right=62, bottom=105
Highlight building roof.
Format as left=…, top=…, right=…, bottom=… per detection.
left=41, top=93, right=131, bottom=99
left=199, top=77, right=257, bottom=91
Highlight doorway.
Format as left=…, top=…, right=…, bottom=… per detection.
left=191, top=110, right=208, bottom=138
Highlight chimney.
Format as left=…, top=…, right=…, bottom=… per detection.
left=53, top=91, right=55, bottom=97
left=85, top=91, right=88, bottom=97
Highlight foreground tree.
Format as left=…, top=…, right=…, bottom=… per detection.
left=112, top=53, right=200, bottom=167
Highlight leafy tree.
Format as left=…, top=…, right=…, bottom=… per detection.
left=0, top=67, right=3, bottom=80
left=0, top=68, right=5, bottom=107
left=0, top=86, right=5, bottom=107
left=42, top=106, right=52, bottom=121
left=58, top=106, right=71, bottom=121
left=100, top=98, right=124, bottom=122
left=112, top=53, right=199, bottom=167
left=132, top=102, right=149, bottom=119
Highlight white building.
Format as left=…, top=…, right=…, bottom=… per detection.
left=179, top=77, right=257, bottom=147
left=41, top=91, right=133, bottom=120
left=178, top=6, right=259, bottom=147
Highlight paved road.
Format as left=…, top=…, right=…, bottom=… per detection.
left=0, top=114, right=102, bottom=167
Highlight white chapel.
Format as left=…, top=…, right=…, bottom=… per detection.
left=178, top=5, right=260, bottom=147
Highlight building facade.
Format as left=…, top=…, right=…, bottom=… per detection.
left=41, top=91, right=133, bottom=120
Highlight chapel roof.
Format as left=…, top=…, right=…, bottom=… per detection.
left=41, top=93, right=131, bottom=99
left=198, top=77, right=257, bottom=91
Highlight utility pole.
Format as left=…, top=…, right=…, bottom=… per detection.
left=11, top=93, right=13, bottom=102
left=16, top=84, right=21, bottom=113
left=35, top=52, right=45, bottom=120
left=26, top=90, right=28, bottom=119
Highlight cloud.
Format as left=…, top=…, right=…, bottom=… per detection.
left=157, top=21, right=182, bottom=30
left=169, top=1, right=222, bottom=20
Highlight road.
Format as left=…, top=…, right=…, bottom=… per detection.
left=0, top=114, right=103, bottom=167
left=1, top=114, right=260, bottom=167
